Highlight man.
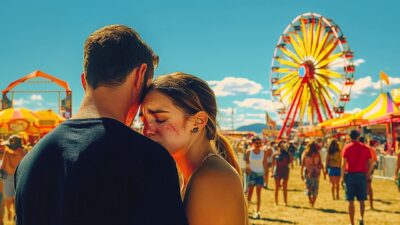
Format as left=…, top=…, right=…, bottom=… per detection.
left=1, top=135, right=26, bottom=221
left=341, top=130, right=373, bottom=225
left=15, top=25, right=188, bottom=225
left=245, top=137, right=268, bottom=219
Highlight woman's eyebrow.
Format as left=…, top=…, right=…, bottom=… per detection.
left=148, top=109, right=169, bottom=114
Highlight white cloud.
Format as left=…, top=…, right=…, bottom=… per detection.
left=245, top=113, right=265, bottom=118
left=13, top=98, right=30, bottom=107
left=346, top=107, right=362, bottom=114
left=328, top=58, right=365, bottom=70
left=389, top=77, right=400, bottom=85
left=30, top=94, right=43, bottom=101
left=208, top=77, right=263, bottom=96
left=219, top=107, right=236, bottom=115
left=351, top=76, right=374, bottom=95
left=353, top=59, right=365, bottom=67
left=233, top=98, right=282, bottom=111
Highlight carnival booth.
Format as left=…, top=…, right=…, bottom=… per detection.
left=36, top=109, right=65, bottom=135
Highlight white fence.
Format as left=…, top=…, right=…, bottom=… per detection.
left=375, top=155, right=397, bottom=179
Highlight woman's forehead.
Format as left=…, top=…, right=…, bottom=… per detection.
left=142, top=91, right=181, bottom=114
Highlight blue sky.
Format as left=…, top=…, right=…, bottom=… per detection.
left=1, top=0, right=399, bottom=129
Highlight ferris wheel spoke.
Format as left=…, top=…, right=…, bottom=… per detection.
left=280, top=47, right=302, bottom=64
left=315, top=52, right=343, bottom=69
left=276, top=57, right=300, bottom=68
left=277, top=77, right=300, bottom=93
left=281, top=79, right=301, bottom=100
left=276, top=71, right=298, bottom=84
left=315, top=69, right=343, bottom=79
left=315, top=40, right=339, bottom=64
left=311, top=19, right=322, bottom=59
left=314, top=78, right=336, bottom=105
left=273, top=68, right=296, bottom=74
left=290, top=34, right=306, bottom=60
left=307, top=82, right=324, bottom=122
left=312, top=82, right=333, bottom=119
left=307, top=18, right=315, bottom=58
left=300, top=18, right=310, bottom=57
left=312, top=30, right=330, bottom=60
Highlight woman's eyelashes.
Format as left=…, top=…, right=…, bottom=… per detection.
left=155, top=119, right=167, bottom=124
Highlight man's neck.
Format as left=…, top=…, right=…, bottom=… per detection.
left=73, top=87, right=132, bottom=124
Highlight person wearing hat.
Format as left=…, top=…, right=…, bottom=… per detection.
left=0, top=135, right=26, bottom=220
left=341, top=130, right=373, bottom=225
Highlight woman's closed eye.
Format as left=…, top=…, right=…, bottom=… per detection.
left=155, top=119, right=167, bottom=124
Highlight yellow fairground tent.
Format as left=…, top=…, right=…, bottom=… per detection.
left=317, top=114, right=351, bottom=128
left=0, top=108, right=40, bottom=134
left=327, top=92, right=399, bottom=129
left=36, top=109, right=65, bottom=133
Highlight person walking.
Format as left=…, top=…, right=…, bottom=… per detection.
left=341, top=130, right=373, bottom=225
left=245, top=137, right=268, bottom=219
left=0, top=135, right=26, bottom=221
left=15, top=25, right=188, bottom=225
left=301, top=141, right=326, bottom=207
left=326, top=139, right=342, bottom=200
left=271, top=141, right=291, bottom=206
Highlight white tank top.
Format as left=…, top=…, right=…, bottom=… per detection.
left=249, top=150, right=265, bottom=173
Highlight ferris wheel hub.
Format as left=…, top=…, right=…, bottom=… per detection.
left=298, top=62, right=314, bottom=79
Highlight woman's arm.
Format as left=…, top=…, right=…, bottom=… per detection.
left=395, top=153, right=400, bottom=179
left=319, top=153, right=326, bottom=179
left=300, top=153, right=305, bottom=180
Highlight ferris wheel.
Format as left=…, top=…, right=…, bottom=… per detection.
left=270, top=12, right=355, bottom=139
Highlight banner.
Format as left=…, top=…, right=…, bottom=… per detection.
left=1, top=94, right=12, bottom=110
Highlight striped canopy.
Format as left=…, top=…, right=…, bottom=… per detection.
left=328, top=92, right=398, bottom=128
left=0, top=108, right=40, bottom=133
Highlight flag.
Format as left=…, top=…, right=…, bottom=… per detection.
left=380, top=71, right=390, bottom=85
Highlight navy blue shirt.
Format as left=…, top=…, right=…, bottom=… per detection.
left=15, top=118, right=188, bottom=225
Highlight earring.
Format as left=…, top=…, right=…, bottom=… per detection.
left=191, top=127, right=199, bottom=133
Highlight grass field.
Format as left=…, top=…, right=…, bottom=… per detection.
left=248, top=165, right=400, bottom=225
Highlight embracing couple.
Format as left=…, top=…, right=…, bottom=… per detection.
left=14, top=25, right=248, bottom=225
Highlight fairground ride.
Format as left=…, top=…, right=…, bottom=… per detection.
left=1, top=70, right=72, bottom=118
left=270, top=12, right=355, bottom=140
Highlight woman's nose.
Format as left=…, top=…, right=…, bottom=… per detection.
left=143, top=122, right=156, bottom=136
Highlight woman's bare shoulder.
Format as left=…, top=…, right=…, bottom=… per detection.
left=184, top=155, right=247, bottom=225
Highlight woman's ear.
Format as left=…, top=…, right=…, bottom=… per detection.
left=192, top=111, right=209, bottom=129
left=81, top=73, right=87, bottom=91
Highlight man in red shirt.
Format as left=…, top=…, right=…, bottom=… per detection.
left=341, top=130, right=373, bottom=225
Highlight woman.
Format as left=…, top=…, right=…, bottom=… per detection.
left=141, top=72, right=248, bottom=225
left=301, top=142, right=326, bottom=207
left=325, top=139, right=342, bottom=200
left=245, top=137, right=268, bottom=219
left=271, top=141, right=291, bottom=205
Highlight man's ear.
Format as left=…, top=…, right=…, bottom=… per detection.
left=133, top=63, right=148, bottom=89
left=192, top=111, right=209, bottom=129
left=81, top=73, right=87, bottom=91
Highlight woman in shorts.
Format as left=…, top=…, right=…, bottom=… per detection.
left=325, top=139, right=342, bottom=200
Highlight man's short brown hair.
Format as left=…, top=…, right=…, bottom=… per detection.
left=83, top=25, right=158, bottom=89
